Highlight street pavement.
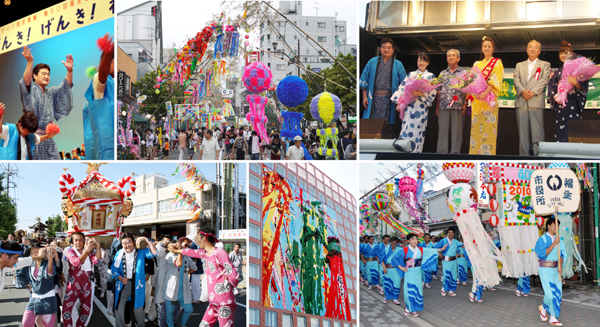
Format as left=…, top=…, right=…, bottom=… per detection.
left=360, top=276, right=600, bottom=327
left=0, top=275, right=247, bottom=327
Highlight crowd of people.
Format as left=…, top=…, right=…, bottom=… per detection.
left=360, top=218, right=568, bottom=325
left=0, top=226, right=245, bottom=327
left=124, top=123, right=358, bottom=161
left=361, top=38, right=590, bottom=155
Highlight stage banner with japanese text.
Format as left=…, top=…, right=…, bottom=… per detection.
left=0, top=0, right=114, bottom=55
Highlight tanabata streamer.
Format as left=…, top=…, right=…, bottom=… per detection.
left=395, top=176, right=436, bottom=232
left=246, top=95, right=270, bottom=143
left=317, top=127, right=338, bottom=159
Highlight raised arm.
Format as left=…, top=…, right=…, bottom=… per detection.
left=62, top=54, right=74, bottom=86
left=22, top=46, right=34, bottom=87
left=98, top=35, right=114, bottom=84
left=0, top=103, right=5, bottom=127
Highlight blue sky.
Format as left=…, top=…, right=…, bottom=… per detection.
left=5, top=162, right=246, bottom=232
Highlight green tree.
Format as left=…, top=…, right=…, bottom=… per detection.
left=133, top=70, right=186, bottom=122
left=295, top=53, right=357, bottom=120
left=45, top=214, right=66, bottom=238
left=0, top=173, right=17, bottom=239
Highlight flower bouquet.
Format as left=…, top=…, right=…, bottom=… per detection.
left=451, top=66, right=497, bottom=109
left=391, top=76, right=442, bottom=120
left=555, top=56, right=600, bottom=108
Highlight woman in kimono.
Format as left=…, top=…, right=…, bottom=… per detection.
left=547, top=41, right=590, bottom=142
left=171, top=226, right=238, bottom=327
left=22, top=242, right=60, bottom=327
left=418, top=233, right=435, bottom=288
left=381, top=237, right=403, bottom=304
left=433, top=229, right=464, bottom=296
left=397, top=234, right=438, bottom=316
left=391, top=53, right=437, bottom=152
left=19, top=46, right=74, bottom=160
left=469, top=36, right=504, bottom=155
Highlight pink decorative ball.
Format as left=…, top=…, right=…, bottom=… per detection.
left=243, top=62, right=272, bottom=94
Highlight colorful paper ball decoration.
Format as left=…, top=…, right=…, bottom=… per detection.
left=446, top=183, right=478, bottom=214
left=489, top=214, right=499, bottom=227
left=487, top=183, right=497, bottom=197
left=276, top=76, right=309, bottom=108
left=442, top=162, right=475, bottom=184
left=536, top=216, right=544, bottom=229
left=360, top=204, right=370, bottom=216
left=310, top=92, right=342, bottom=125
left=397, top=176, right=416, bottom=194
left=371, top=193, right=389, bottom=212
left=489, top=198, right=499, bottom=212
left=243, top=62, right=272, bottom=94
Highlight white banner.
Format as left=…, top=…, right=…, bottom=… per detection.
left=529, top=168, right=580, bottom=215
left=219, top=229, right=247, bottom=240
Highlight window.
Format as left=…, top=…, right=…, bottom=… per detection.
left=277, top=64, right=286, bottom=71
left=249, top=224, right=260, bottom=240
left=289, top=173, right=297, bottom=185
left=282, top=314, right=293, bottom=327
left=338, top=228, right=345, bottom=238
left=308, top=174, right=315, bottom=185
left=339, top=26, right=345, bottom=32
left=249, top=263, right=260, bottom=279
left=306, top=49, right=309, bottom=54
left=158, top=198, right=190, bottom=212
left=250, top=189, right=261, bottom=204
left=309, top=185, right=316, bottom=197
left=249, top=207, right=260, bottom=223
left=264, top=162, right=274, bottom=170
left=317, top=22, right=326, bottom=28
left=339, top=238, right=347, bottom=248
left=250, top=163, right=261, bottom=174
left=346, top=277, right=353, bottom=289
left=323, top=321, right=331, bottom=327
left=344, top=263, right=350, bottom=274
left=299, top=179, right=307, bottom=190
left=326, top=197, right=333, bottom=207
left=305, top=21, right=309, bottom=26
left=277, top=165, right=287, bottom=177
left=267, top=34, right=271, bottom=40
left=335, top=203, right=341, bottom=212
left=249, top=242, right=260, bottom=258
left=249, top=285, right=260, bottom=301
left=266, top=310, right=277, bottom=327
left=297, top=316, right=307, bottom=327
left=333, top=322, right=341, bottom=327
left=325, top=187, right=332, bottom=197
left=310, top=318, right=319, bottom=327
left=294, top=35, right=297, bottom=40
left=342, top=251, right=348, bottom=261
left=318, top=192, right=325, bottom=203
left=349, top=254, right=356, bottom=264
left=342, top=208, right=348, bottom=217
left=349, top=293, right=355, bottom=304
left=132, top=203, right=152, bottom=216
left=250, top=174, right=261, bottom=189
left=249, top=308, right=260, bottom=325
left=298, top=168, right=306, bottom=179
left=278, top=21, right=285, bottom=27
left=348, top=242, right=354, bottom=253
left=351, top=308, right=356, bottom=320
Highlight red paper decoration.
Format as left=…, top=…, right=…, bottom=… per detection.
left=489, top=198, right=499, bottom=212
left=536, top=216, right=544, bottom=229
left=487, top=183, right=497, bottom=197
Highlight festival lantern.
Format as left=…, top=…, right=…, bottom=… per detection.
left=487, top=183, right=497, bottom=197
left=489, top=198, right=499, bottom=212
left=310, top=92, right=342, bottom=125
left=489, top=214, right=499, bottom=227
left=536, top=216, right=544, bottom=229
left=442, top=162, right=475, bottom=183
left=360, top=204, right=370, bottom=217
left=243, top=62, right=272, bottom=143
left=59, top=164, right=136, bottom=248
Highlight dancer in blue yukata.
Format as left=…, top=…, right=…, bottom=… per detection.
left=359, top=235, right=369, bottom=285
left=418, top=233, right=435, bottom=288
left=360, top=235, right=380, bottom=289
left=433, top=228, right=464, bottom=296
left=457, top=235, right=469, bottom=286
left=381, top=237, right=403, bottom=304
left=535, top=217, right=567, bottom=326
left=430, top=235, right=439, bottom=279
left=397, top=233, right=438, bottom=316
left=376, top=235, right=392, bottom=295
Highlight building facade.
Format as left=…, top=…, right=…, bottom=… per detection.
left=117, top=46, right=138, bottom=105
left=117, top=1, right=163, bottom=80
left=260, top=1, right=357, bottom=82
left=248, top=162, right=358, bottom=327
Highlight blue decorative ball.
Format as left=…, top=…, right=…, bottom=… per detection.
left=276, top=76, right=309, bottom=108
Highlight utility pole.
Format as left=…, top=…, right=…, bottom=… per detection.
left=215, top=163, right=221, bottom=239
left=4, top=164, right=18, bottom=201
left=233, top=163, right=240, bottom=230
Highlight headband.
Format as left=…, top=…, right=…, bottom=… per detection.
left=198, top=231, right=219, bottom=243
left=0, top=248, right=22, bottom=255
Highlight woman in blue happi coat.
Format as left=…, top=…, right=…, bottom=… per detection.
left=433, top=228, right=464, bottom=297
left=397, top=233, right=438, bottom=317
left=381, top=237, right=403, bottom=304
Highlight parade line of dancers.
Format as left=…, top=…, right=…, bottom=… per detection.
left=360, top=218, right=567, bottom=326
